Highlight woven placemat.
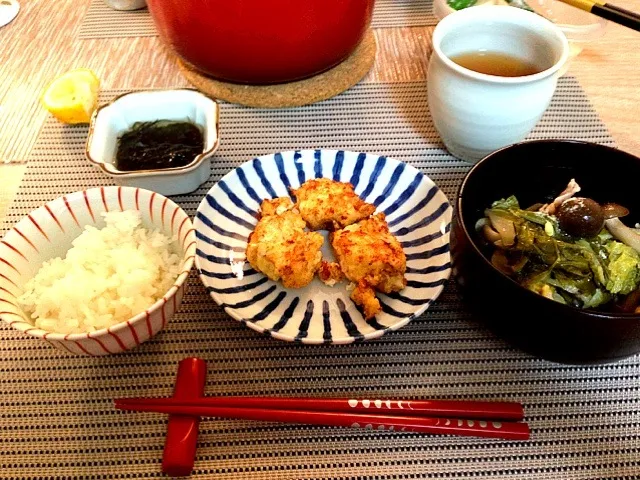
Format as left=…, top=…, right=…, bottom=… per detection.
left=78, top=0, right=438, bottom=40
left=3, top=79, right=638, bottom=480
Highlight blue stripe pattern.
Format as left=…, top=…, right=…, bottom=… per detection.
left=314, top=150, right=323, bottom=178
left=337, top=299, right=365, bottom=341
left=349, top=152, right=367, bottom=188
left=218, top=180, right=258, bottom=218
left=221, top=285, right=277, bottom=309
left=379, top=300, right=410, bottom=318
left=385, top=291, right=432, bottom=306
left=196, top=230, right=246, bottom=253
left=387, top=185, right=440, bottom=228
left=400, top=230, right=443, bottom=249
left=196, top=212, right=248, bottom=242
left=406, top=278, right=448, bottom=289
left=393, top=202, right=450, bottom=237
left=406, top=262, right=451, bottom=275
left=372, top=163, right=405, bottom=207
left=249, top=292, right=287, bottom=322
left=199, top=267, right=258, bottom=280
left=252, top=158, right=277, bottom=198
left=322, top=301, right=332, bottom=342
left=274, top=152, right=294, bottom=199
left=270, top=297, right=300, bottom=332
left=195, top=150, right=452, bottom=344
left=236, top=167, right=263, bottom=205
left=359, top=155, right=386, bottom=201
left=294, top=151, right=305, bottom=185
left=208, top=276, right=269, bottom=294
left=205, top=195, right=255, bottom=231
left=196, top=248, right=243, bottom=265
left=383, top=172, right=423, bottom=218
left=295, top=301, right=314, bottom=341
left=366, top=315, right=388, bottom=331
left=332, top=150, right=344, bottom=181
left=406, top=244, right=450, bottom=262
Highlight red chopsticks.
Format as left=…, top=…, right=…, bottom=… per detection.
left=115, top=395, right=530, bottom=441
left=117, top=396, right=524, bottom=420
left=162, top=357, right=206, bottom=477
left=116, top=358, right=530, bottom=477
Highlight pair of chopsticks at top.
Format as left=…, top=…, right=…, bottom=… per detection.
left=115, top=396, right=530, bottom=440
left=558, top=0, right=640, bottom=32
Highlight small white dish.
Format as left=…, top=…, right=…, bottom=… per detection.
left=194, top=150, right=452, bottom=344
left=0, top=0, right=19, bottom=28
left=86, top=89, right=220, bottom=196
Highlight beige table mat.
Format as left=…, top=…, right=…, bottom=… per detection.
left=78, top=0, right=438, bottom=39
left=0, top=163, right=26, bottom=223
left=2, top=79, right=639, bottom=480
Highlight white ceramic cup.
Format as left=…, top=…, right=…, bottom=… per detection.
left=427, top=5, right=569, bottom=163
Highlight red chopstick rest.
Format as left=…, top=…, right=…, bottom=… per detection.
left=162, top=357, right=207, bottom=477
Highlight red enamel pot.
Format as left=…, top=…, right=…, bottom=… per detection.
left=146, top=0, right=375, bottom=84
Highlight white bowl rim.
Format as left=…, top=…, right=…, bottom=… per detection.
left=432, top=5, right=570, bottom=84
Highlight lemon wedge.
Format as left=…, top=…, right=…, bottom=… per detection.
left=41, top=69, right=100, bottom=124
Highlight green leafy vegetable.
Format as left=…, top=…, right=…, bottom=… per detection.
left=605, top=242, right=640, bottom=294
left=491, top=196, right=520, bottom=210
left=482, top=194, right=640, bottom=310
left=447, top=0, right=477, bottom=10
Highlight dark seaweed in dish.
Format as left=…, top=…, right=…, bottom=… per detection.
left=116, top=120, right=204, bottom=171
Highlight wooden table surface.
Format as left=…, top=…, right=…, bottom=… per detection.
left=1, top=0, right=639, bottom=219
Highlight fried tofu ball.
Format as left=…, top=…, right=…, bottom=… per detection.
left=246, top=198, right=324, bottom=289
left=291, top=178, right=376, bottom=231
left=331, top=213, right=407, bottom=318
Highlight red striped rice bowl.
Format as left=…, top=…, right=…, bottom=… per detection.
left=0, top=186, right=196, bottom=356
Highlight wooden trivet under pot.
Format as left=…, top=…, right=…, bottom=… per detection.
left=178, top=29, right=377, bottom=108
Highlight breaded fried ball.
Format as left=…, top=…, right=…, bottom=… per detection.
left=331, top=213, right=407, bottom=318
left=291, top=178, right=376, bottom=231
left=246, top=198, right=323, bottom=289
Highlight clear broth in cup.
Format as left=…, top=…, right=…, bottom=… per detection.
left=450, top=51, right=544, bottom=77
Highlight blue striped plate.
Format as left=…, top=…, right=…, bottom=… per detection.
left=194, top=150, right=452, bottom=344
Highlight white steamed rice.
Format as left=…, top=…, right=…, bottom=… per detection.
left=18, top=210, right=181, bottom=334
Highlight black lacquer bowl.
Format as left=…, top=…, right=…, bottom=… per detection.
left=452, top=140, right=640, bottom=364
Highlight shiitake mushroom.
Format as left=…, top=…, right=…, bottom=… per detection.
left=556, top=197, right=604, bottom=238
left=602, top=202, right=630, bottom=219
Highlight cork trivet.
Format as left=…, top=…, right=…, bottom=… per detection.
left=178, top=30, right=377, bottom=108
